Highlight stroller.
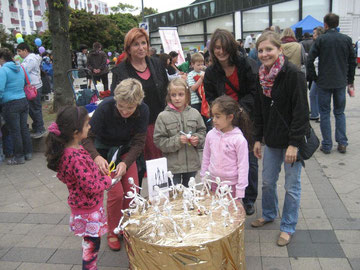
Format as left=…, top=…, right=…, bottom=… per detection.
left=67, top=68, right=99, bottom=112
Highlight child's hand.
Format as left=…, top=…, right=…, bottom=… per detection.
left=94, top=155, right=109, bottom=175
left=114, top=162, right=127, bottom=179
left=189, top=136, right=199, bottom=146
left=180, top=135, right=188, bottom=144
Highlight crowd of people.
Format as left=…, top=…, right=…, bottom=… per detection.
left=0, top=11, right=357, bottom=270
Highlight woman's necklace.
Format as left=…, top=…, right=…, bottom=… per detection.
left=132, top=62, right=148, bottom=73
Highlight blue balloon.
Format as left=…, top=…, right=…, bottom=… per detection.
left=34, top=38, right=42, bottom=47
left=17, top=37, right=24, bottom=44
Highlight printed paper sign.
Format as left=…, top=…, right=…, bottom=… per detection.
left=159, top=27, right=185, bottom=65
left=146, top=157, right=169, bottom=200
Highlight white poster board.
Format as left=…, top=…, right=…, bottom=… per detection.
left=146, top=157, right=169, bottom=200
left=158, top=27, right=185, bottom=65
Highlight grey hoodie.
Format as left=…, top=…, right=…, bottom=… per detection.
left=22, top=53, right=42, bottom=89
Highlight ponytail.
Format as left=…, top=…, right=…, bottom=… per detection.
left=44, top=106, right=88, bottom=171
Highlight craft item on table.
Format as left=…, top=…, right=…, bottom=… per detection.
left=125, top=188, right=149, bottom=215
left=167, top=171, right=178, bottom=199
left=180, top=130, right=192, bottom=146
left=114, top=209, right=140, bottom=234
left=201, top=171, right=212, bottom=196
left=217, top=184, right=239, bottom=213
left=187, top=177, right=207, bottom=214
left=108, top=148, right=119, bottom=176
left=153, top=185, right=171, bottom=210
left=128, top=177, right=142, bottom=190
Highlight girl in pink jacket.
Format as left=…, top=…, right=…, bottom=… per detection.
left=200, top=95, right=253, bottom=198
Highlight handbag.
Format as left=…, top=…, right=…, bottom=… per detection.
left=20, top=65, right=38, bottom=100
left=272, top=100, right=319, bottom=164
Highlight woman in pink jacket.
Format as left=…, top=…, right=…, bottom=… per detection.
left=200, top=95, right=253, bottom=199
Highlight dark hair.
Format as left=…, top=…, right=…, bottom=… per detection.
left=324, top=13, right=339, bottom=28
left=93, top=42, right=102, bottom=51
left=0, top=48, right=13, bottom=62
left=16, top=43, right=31, bottom=52
left=209, top=29, right=239, bottom=67
left=159, top=53, right=171, bottom=68
left=79, top=44, right=88, bottom=51
left=45, top=106, right=89, bottom=171
left=304, top=32, right=311, bottom=38
left=211, top=95, right=254, bottom=150
left=169, top=51, right=178, bottom=58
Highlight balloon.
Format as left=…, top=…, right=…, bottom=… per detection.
left=113, top=57, right=117, bottom=62
left=107, top=51, right=112, bottom=57
left=34, top=38, right=42, bottom=47
left=38, top=46, right=45, bottom=54
left=17, top=37, right=24, bottom=44
left=16, top=33, right=22, bottom=39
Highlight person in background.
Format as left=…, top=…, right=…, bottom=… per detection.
left=280, top=28, right=306, bottom=70
left=270, top=25, right=281, bottom=34
left=307, top=13, right=356, bottom=154
left=45, top=106, right=114, bottom=269
left=237, top=39, right=247, bottom=56
left=149, top=47, right=158, bottom=58
left=154, top=78, right=206, bottom=187
left=16, top=43, right=46, bottom=139
left=204, top=28, right=259, bottom=216
left=300, top=32, right=313, bottom=54
left=159, top=53, right=181, bottom=81
left=87, top=42, right=109, bottom=91
left=168, top=51, right=184, bottom=76
left=186, top=53, right=205, bottom=113
left=201, top=95, right=252, bottom=200
left=0, top=48, right=32, bottom=165
left=82, top=78, right=149, bottom=251
left=252, top=31, right=309, bottom=246
left=77, top=44, right=88, bottom=70
left=309, top=26, right=324, bottom=122
left=244, top=33, right=254, bottom=53
left=111, top=27, right=168, bottom=163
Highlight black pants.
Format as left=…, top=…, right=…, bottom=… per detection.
left=93, top=73, right=109, bottom=91
left=172, top=171, right=196, bottom=187
left=243, top=151, right=258, bottom=205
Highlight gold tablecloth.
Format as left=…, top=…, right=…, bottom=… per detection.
left=123, top=195, right=246, bottom=270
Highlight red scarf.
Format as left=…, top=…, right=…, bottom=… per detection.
left=259, top=54, right=285, bottom=98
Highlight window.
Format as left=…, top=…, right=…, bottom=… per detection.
left=28, top=10, right=32, bottom=17
left=272, top=0, right=299, bottom=29
left=210, top=2, right=215, bottom=15
left=243, top=6, right=269, bottom=32
left=302, top=0, right=329, bottom=22
left=207, top=14, right=233, bottom=34
left=192, top=6, right=198, bottom=20
left=21, top=20, right=25, bottom=26
left=178, top=21, right=203, bottom=35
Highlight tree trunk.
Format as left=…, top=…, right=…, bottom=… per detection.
left=47, top=0, right=73, bottom=111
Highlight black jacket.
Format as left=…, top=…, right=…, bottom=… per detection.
left=204, top=55, right=258, bottom=115
left=110, top=56, right=168, bottom=100
left=307, top=28, right=356, bottom=89
left=254, top=58, right=309, bottom=148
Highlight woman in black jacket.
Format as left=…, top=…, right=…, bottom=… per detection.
left=111, top=28, right=168, bottom=161
left=251, top=31, right=309, bottom=246
left=204, top=28, right=259, bottom=216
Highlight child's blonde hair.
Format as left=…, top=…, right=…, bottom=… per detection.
left=166, top=78, right=191, bottom=105
left=114, top=78, right=144, bottom=105
left=191, top=52, right=204, bottom=64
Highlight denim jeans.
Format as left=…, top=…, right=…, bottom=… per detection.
left=309, top=82, right=319, bottom=119
left=243, top=151, right=259, bottom=205
left=2, top=98, right=32, bottom=159
left=261, top=146, right=302, bottom=234
left=317, top=86, right=347, bottom=151
left=28, top=86, right=45, bottom=133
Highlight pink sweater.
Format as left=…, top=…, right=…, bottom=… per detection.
left=200, top=127, right=249, bottom=198
left=57, top=146, right=111, bottom=215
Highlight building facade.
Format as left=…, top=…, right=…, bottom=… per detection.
left=0, top=0, right=109, bottom=35
left=145, top=0, right=360, bottom=52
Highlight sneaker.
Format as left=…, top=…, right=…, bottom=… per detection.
left=25, top=153, right=33, bottom=161
left=244, top=204, right=255, bottom=216
left=320, top=146, right=331, bottom=154
left=309, top=116, right=319, bottom=121
left=337, top=144, right=346, bottom=154
left=7, top=157, right=25, bottom=165
left=30, top=130, right=48, bottom=139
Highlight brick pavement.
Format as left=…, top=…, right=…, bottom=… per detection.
left=0, top=71, right=359, bottom=269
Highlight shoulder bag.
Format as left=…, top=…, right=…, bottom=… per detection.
left=20, top=65, right=38, bottom=100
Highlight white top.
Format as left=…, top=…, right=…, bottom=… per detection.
left=244, top=35, right=253, bottom=49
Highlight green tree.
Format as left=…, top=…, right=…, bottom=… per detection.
left=110, top=3, right=138, bottom=13
left=47, top=0, right=73, bottom=111
left=0, top=25, right=12, bottom=49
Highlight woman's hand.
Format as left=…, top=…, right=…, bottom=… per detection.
left=180, top=135, right=188, bottom=144
left=285, top=145, right=298, bottom=164
left=114, top=162, right=127, bottom=179
left=94, top=156, right=109, bottom=175
left=253, top=141, right=262, bottom=159
left=189, top=136, right=199, bottom=147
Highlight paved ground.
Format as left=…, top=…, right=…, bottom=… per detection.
left=0, top=72, right=360, bottom=269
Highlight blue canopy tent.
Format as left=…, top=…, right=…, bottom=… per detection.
left=290, top=15, right=324, bottom=34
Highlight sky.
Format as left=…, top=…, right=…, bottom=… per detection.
left=103, top=0, right=195, bottom=13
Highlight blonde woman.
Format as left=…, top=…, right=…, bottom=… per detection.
left=82, top=78, right=149, bottom=251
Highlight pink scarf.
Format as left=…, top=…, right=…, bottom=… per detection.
left=259, top=54, right=285, bottom=98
